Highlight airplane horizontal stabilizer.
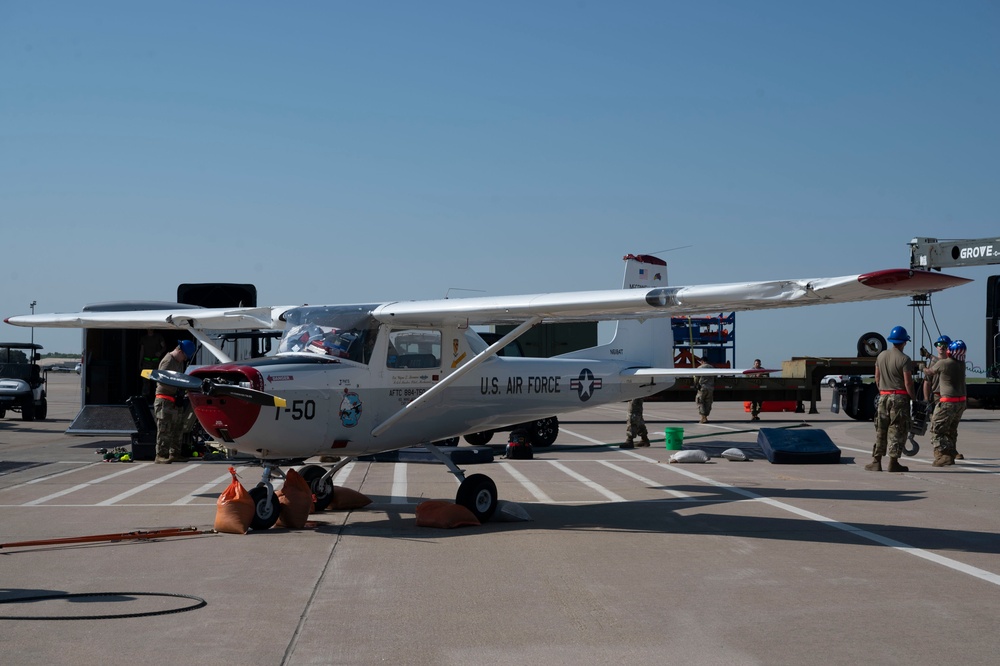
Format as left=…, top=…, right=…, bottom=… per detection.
left=620, top=367, right=751, bottom=378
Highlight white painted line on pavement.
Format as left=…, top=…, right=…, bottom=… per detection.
left=500, top=462, right=553, bottom=503
left=547, top=460, right=625, bottom=502
left=98, top=465, right=196, bottom=505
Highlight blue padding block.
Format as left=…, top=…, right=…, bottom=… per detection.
left=756, top=428, right=841, bottom=464
left=358, top=446, right=494, bottom=465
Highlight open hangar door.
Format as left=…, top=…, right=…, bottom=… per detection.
left=68, top=284, right=257, bottom=435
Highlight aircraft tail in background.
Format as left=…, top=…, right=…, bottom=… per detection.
left=557, top=253, right=674, bottom=369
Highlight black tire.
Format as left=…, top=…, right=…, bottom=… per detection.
left=844, top=383, right=879, bottom=421
left=857, top=332, right=887, bottom=358
left=0, top=408, right=6, bottom=419
left=827, top=378, right=837, bottom=388
left=433, top=437, right=460, bottom=447
left=455, top=473, right=498, bottom=522
left=21, top=400, right=35, bottom=422
left=299, top=464, right=334, bottom=511
left=463, top=430, right=494, bottom=446
left=528, top=417, right=559, bottom=447
left=36, top=397, right=47, bottom=421
left=248, top=485, right=281, bottom=530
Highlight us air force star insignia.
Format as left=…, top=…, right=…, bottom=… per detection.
left=570, top=368, right=602, bottom=402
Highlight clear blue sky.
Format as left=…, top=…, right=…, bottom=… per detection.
left=2, top=1, right=998, bottom=373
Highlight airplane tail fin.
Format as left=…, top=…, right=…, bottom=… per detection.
left=557, top=254, right=674, bottom=368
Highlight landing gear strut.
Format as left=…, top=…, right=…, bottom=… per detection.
left=422, top=442, right=499, bottom=522
left=248, top=463, right=284, bottom=530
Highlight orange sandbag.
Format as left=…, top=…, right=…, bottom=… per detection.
left=276, top=468, right=314, bottom=529
left=214, top=467, right=255, bottom=534
left=327, top=485, right=373, bottom=511
left=414, top=500, right=481, bottom=529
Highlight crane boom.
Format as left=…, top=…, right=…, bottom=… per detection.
left=910, top=236, right=1000, bottom=270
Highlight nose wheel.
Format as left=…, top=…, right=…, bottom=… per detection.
left=247, top=463, right=283, bottom=530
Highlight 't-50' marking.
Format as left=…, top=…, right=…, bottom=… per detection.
left=275, top=399, right=316, bottom=420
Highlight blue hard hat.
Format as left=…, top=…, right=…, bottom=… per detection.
left=948, top=339, right=967, bottom=362
left=935, top=335, right=952, bottom=347
left=178, top=339, right=196, bottom=359
left=887, top=325, right=910, bottom=344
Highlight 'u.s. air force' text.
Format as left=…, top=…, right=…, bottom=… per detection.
left=481, top=376, right=561, bottom=395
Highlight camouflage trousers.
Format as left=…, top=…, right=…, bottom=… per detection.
left=873, top=394, right=911, bottom=459
left=154, top=397, right=187, bottom=459
left=696, top=390, right=714, bottom=417
left=929, top=401, right=965, bottom=458
left=626, top=400, right=647, bottom=440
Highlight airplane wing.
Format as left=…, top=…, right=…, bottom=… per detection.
left=371, top=269, right=970, bottom=326
left=4, top=305, right=296, bottom=331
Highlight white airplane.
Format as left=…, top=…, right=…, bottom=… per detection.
left=5, top=255, right=969, bottom=528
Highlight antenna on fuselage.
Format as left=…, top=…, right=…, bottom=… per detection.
left=444, top=288, right=487, bottom=299
left=644, top=245, right=693, bottom=255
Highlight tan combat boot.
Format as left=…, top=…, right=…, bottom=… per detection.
left=621, top=438, right=634, bottom=450
left=639, top=437, right=650, bottom=447
left=932, top=455, right=954, bottom=467
left=864, top=456, right=882, bottom=472
left=887, top=457, right=909, bottom=473
left=699, top=415, right=708, bottom=424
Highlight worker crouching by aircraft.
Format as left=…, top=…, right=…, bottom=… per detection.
left=154, top=340, right=196, bottom=464
left=867, top=326, right=917, bottom=473
left=924, top=340, right=967, bottom=467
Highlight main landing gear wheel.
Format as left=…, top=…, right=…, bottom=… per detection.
left=529, top=417, right=559, bottom=447
left=248, top=486, right=281, bottom=530
left=299, top=464, right=334, bottom=511
left=456, top=473, right=498, bottom=522
left=463, top=430, right=494, bottom=446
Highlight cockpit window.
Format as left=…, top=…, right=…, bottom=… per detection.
left=386, top=329, right=441, bottom=369
left=278, top=305, right=380, bottom=364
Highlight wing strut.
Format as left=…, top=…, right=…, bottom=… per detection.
left=186, top=328, right=234, bottom=364
left=371, top=316, right=541, bottom=438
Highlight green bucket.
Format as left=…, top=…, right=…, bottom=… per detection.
left=664, top=427, right=684, bottom=450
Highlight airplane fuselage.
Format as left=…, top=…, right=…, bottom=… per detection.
left=189, top=353, right=668, bottom=459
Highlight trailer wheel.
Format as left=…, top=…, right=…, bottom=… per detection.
left=844, top=383, right=879, bottom=421
left=857, top=332, right=887, bottom=358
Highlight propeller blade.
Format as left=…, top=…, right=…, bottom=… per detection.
left=141, top=369, right=285, bottom=407
left=208, top=384, right=286, bottom=408
left=142, top=369, right=204, bottom=391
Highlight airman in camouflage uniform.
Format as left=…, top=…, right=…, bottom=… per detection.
left=924, top=340, right=967, bottom=467
left=922, top=335, right=965, bottom=460
left=154, top=340, right=195, bottom=463
left=695, top=359, right=715, bottom=424
left=623, top=398, right=650, bottom=448
left=867, top=326, right=916, bottom=473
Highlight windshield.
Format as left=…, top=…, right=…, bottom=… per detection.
left=278, top=304, right=381, bottom=364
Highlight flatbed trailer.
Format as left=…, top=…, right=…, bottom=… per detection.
left=650, top=356, right=879, bottom=418
left=652, top=355, right=1000, bottom=418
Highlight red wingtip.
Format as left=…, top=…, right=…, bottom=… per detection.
left=858, top=269, right=972, bottom=291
